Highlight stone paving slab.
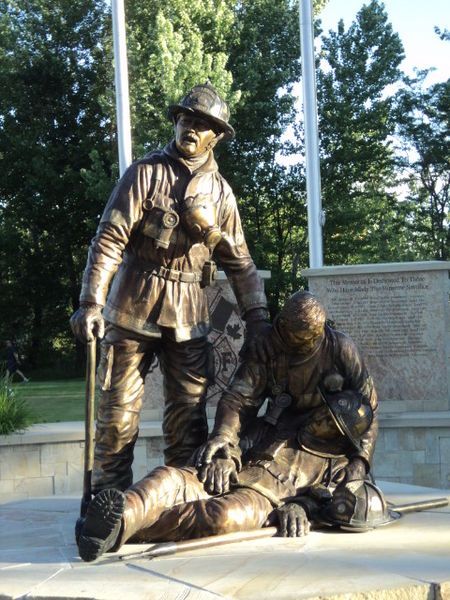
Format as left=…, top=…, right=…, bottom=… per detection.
left=0, top=482, right=449, bottom=600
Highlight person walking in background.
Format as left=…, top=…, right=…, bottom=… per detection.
left=5, top=340, right=29, bottom=383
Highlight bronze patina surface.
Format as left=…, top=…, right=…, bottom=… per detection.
left=70, top=82, right=270, bottom=493
left=77, top=292, right=392, bottom=563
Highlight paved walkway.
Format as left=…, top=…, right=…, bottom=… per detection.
left=0, top=481, right=449, bottom=600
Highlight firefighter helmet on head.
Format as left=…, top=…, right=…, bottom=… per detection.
left=168, top=81, right=235, bottom=140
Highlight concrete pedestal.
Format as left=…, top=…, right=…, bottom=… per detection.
left=0, top=481, right=449, bottom=599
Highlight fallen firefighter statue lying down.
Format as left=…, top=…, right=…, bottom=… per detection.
left=76, top=456, right=449, bottom=562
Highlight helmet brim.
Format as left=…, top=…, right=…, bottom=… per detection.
left=168, top=104, right=235, bottom=140
left=337, top=509, right=402, bottom=531
left=322, top=389, right=373, bottom=452
left=319, top=509, right=402, bottom=532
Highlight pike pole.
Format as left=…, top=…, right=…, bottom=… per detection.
left=80, top=340, right=96, bottom=518
left=392, top=497, right=449, bottom=515
left=119, top=527, right=279, bottom=561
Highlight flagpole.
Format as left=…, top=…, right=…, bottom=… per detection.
left=299, top=0, right=324, bottom=268
left=112, top=0, right=132, bottom=177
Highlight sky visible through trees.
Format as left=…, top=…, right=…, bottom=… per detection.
left=320, top=0, right=449, bottom=85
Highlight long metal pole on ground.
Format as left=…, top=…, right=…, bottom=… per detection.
left=112, top=0, right=132, bottom=177
left=299, top=0, right=324, bottom=268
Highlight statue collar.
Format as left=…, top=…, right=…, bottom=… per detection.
left=163, top=141, right=218, bottom=174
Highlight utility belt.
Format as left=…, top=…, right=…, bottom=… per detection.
left=123, top=253, right=216, bottom=287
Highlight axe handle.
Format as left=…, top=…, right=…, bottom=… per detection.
left=81, top=340, right=96, bottom=517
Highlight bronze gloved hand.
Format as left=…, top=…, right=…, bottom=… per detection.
left=70, top=303, right=105, bottom=343
left=195, top=434, right=233, bottom=467
left=197, top=457, right=238, bottom=495
left=240, top=309, right=275, bottom=362
left=275, top=503, right=310, bottom=537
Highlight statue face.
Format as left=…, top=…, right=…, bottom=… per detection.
left=277, top=318, right=324, bottom=354
left=175, top=113, right=219, bottom=157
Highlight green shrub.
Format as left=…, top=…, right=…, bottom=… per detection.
left=0, top=375, right=33, bottom=434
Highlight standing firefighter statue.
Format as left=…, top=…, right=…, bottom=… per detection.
left=70, top=82, right=271, bottom=495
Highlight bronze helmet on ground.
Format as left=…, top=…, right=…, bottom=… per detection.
left=320, top=479, right=402, bottom=531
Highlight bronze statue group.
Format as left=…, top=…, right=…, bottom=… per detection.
left=71, top=83, right=395, bottom=563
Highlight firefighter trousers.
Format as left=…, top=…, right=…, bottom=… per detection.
left=93, top=324, right=210, bottom=493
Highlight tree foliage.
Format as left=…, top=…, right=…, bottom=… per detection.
left=124, top=0, right=238, bottom=156
left=0, top=0, right=111, bottom=366
left=220, top=0, right=308, bottom=310
left=1, top=0, right=447, bottom=370
left=317, top=0, right=407, bottom=265
left=0, top=0, right=329, bottom=364
left=395, top=72, right=449, bottom=260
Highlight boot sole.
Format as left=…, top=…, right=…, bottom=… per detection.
left=78, top=489, right=125, bottom=562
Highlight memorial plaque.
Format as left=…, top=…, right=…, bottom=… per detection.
left=304, top=263, right=450, bottom=413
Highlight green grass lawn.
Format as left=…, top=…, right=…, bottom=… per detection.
left=13, top=379, right=97, bottom=423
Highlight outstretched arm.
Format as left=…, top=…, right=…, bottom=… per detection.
left=196, top=360, right=267, bottom=482
left=214, top=187, right=274, bottom=362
